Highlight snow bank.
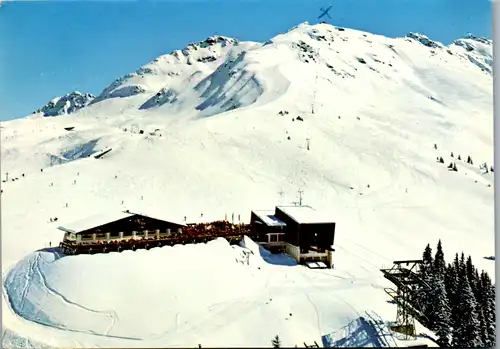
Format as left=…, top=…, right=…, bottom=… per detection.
left=4, top=239, right=263, bottom=340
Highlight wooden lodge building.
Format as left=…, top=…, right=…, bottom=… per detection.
left=58, top=210, right=186, bottom=244
left=250, top=206, right=336, bottom=268
left=57, top=206, right=336, bottom=267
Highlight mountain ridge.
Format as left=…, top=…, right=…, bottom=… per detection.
left=29, top=23, right=492, bottom=119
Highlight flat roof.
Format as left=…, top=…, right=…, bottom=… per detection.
left=276, top=205, right=335, bottom=224
left=252, top=210, right=287, bottom=227
left=58, top=211, right=135, bottom=234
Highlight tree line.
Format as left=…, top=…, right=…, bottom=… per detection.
left=418, top=240, right=495, bottom=347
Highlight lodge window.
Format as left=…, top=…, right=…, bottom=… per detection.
left=270, top=234, right=278, bottom=242
left=277, top=234, right=284, bottom=242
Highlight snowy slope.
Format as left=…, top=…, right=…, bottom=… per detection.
left=1, top=22, right=493, bottom=348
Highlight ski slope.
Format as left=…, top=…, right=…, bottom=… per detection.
left=1, top=22, right=493, bottom=347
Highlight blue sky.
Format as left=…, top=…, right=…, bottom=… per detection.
left=0, top=0, right=492, bottom=121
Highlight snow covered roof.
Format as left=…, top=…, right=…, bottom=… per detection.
left=58, top=211, right=135, bottom=234
left=58, top=210, right=187, bottom=234
left=276, top=205, right=335, bottom=224
left=252, top=210, right=287, bottom=227
left=125, top=210, right=186, bottom=227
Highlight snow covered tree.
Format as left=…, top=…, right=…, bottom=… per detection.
left=433, top=240, right=446, bottom=278
left=478, top=271, right=496, bottom=346
left=465, top=256, right=479, bottom=298
left=428, top=275, right=452, bottom=347
left=451, top=152, right=454, bottom=157
left=439, top=156, right=444, bottom=163
left=419, top=244, right=435, bottom=323
left=458, top=252, right=467, bottom=278
left=272, top=335, right=282, bottom=348
left=452, top=258, right=482, bottom=347
left=444, top=263, right=459, bottom=321
left=458, top=155, right=461, bottom=160
left=477, top=306, right=489, bottom=346
left=422, top=244, right=434, bottom=274
left=453, top=163, right=457, bottom=171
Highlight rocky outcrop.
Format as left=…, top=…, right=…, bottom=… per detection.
left=33, top=92, right=95, bottom=117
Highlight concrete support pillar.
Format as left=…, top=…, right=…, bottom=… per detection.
left=144, top=230, right=149, bottom=239
left=177, top=228, right=182, bottom=234
left=119, top=231, right=124, bottom=239
left=166, top=228, right=171, bottom=235
left=92, top=233, right=96, bottom=242
left=105, top=232, right=110, bottom=242
left=328, top=250, right=334, bottom=269
left=155, top=229, right=160, bottom=239
left=76, top=235, right=81, bottom=243
left=132, top=231, right=137, bottom=239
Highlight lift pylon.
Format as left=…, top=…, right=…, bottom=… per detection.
left=380, top=260, right=430, bottom=340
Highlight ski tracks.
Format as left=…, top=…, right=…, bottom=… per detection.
left=32, top=253, right=119, bottom=337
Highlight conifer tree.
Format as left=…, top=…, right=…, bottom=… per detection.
left=459, top=252, right=467, bottom=278
left=422, top=244, right=434, bottom=274
left=272, top=335, right=282, bottom=348
left=479, top=271, right=496, bottom=346
left=477, top=306, right=488, bottom=346
left=444, top=262, right=460, bottom=344
left=420, top=244, right=434, bottom=323
left=429, top=275, right=452, bottom=347
left=452, top=257, right=481, bottom=347
left=433, top=240, right=446, bottom=277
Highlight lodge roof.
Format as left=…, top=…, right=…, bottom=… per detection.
left=276, top=205, right=335, bottom=224
left=58, top=211, right=134, bottom=234
left=57, top=210, right=186, bottom=234
left=252, top=210, right=287, bottom=227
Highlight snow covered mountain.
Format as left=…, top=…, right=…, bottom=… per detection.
left=1, top=22, right=494, bottom=348
left=33, top=91, right=95, bottom=117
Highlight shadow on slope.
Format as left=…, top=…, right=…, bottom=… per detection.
left=47, top=139, right=99, bottom=166
left=194, top=52, right=264, bottom=116
left=322, top=316, right=383, bottom=348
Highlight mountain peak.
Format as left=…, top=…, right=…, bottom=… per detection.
left=405, top=32, right=444, bottom=48
left=33, top=91, right=95, bottom=117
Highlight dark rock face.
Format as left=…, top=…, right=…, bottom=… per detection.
left=33, top=92, right=95, bottom=117
left=139, top=87, right=178, bottom=110
left=406, top=32, right=443, bottom=49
